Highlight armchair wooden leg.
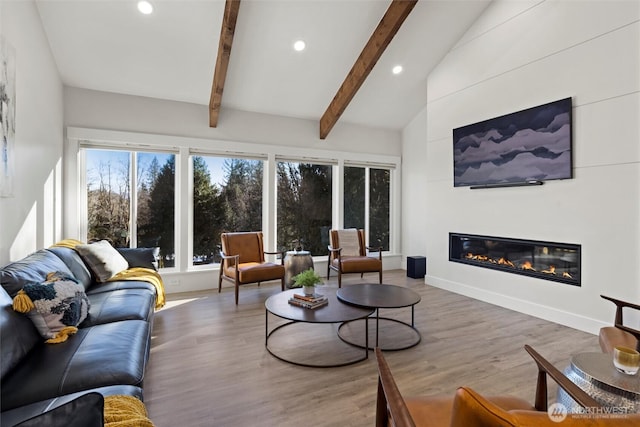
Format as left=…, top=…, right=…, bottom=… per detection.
left=218, top=269, right=223, bottom=293
left=327, top=262, right=331, bottom=280
left=235, top=282, right=239, bottom=305
left=281, top=278, right=285, bottom=292
left=379, top=270, right=382, bottom=284
left=338, top=271, right=342, bottom=288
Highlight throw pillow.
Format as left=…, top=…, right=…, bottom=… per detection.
left=77, top=240, right=130, bottom=282
left=13, top=272, right=90, bottom=343
left=15, top=392, right=104, bottom=427
left=116, top=247, right=160, bottom=271
left=337, top=229, right=361, bottom=256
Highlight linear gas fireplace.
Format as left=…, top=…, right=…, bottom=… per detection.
left=449, top=233, right=581, bottom=286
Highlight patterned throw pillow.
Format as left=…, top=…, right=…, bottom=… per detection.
left=13, top=272, right=90, bottom=343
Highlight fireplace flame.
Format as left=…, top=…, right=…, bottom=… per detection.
left=497, top=257, right=515, bottom=268
left=562, top=272, right=572, bottom=279
left=542, top=265, right=556, bottom=275
left=521, top=261, right=536, bottom=271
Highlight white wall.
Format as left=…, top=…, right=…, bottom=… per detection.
left=0, top=1, right=64, bottom=266
left=401, top=105, right=428, bottom=266
left=403, top=0, right=640, bottom=334
left=64, top=86, right=401, bottom=156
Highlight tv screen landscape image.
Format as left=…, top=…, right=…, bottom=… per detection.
left=453, top=97, right=572, bottom=187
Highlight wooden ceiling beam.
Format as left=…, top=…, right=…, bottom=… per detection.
left=319, top=0, right=417, bottom=139
left=209, top=0, right=241, bottom=128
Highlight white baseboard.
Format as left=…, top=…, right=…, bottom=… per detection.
left=426, top=275, right=606, bottom=336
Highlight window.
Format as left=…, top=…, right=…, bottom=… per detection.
left=343, top=166, right=390, bottom=251
left=77, top=129, right=398, bottom=273
left=192, top=156, right=263, bottom=265
left=344, top=166, right=365, bottom=230
left=369, top=168, right=390, bottom=251
left=84, top=148, right=175, bottom=267
left=277, top=161, right=332, bottom=256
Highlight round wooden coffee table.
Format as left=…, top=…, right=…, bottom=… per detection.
left=336, top=284, right=421, bottom=351
left=265, top=288, right=374, bottom=367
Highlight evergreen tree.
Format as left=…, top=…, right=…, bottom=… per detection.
left=148, top=157, right=175, bottom=266
left=277, top=162, right=331, bottom=255
left=192, top=156, right=224, bottom=263
left=369, top=168, right=390, bottom=250
left=344, top=166, right=365, bottom=229
left=221, top=158, right=262, bottom=232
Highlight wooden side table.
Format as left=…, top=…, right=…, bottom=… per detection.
left=559, top=352, right=640, bottom=412
left=283, top=250, right=314, bottom=288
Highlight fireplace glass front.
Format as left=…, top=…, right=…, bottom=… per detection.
left=449, top=233, right=581, bottom=286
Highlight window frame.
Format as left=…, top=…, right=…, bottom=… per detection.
left=188, top=150, right=267, bottom=269
left=67, top=127, right=401, bottom=276
left=78, top=141, right=180, bottom=271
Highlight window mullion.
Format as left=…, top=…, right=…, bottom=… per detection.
left=130, top=152, right=137, bottom=248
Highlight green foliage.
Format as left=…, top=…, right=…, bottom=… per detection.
left=147, top=157, right=176, bottom=265
left=277, top=162, right=332, bottom=256
left=344, top=166, right=365, bottom=229
left=291, top=268, right=323, bottom=288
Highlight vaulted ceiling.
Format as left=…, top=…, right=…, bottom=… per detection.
left=35, top=0, right=490, bottom=137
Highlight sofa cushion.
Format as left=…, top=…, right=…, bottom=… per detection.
left=117, top=247, right=159, bottom=271
left=81, top=289, right=155, bottom=327
left=1, top=319, right=150, bottom=411
left=13, top=273, right=90, bottom=343
left=0, top=385, right=142, bottom=427
left=85, top=279, right=157, bottom=296
left=1, top=250, right=75, bottom=298
left=76, top=241, right=129, bottom=283
left=0, top=286, right=40, bottom=380
left=47, top=247, right=94, bottom=291
left=14, top=392, right=104, bottom=427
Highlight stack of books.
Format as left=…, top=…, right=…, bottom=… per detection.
left=288, top=292, right=328, bottom=309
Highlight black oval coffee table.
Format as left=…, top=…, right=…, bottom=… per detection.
left=336, top=283, right=421, bottom=351
left=265, top=288, right=374, bottom=367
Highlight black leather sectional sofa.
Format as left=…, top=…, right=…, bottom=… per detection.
left=0, top=245, right=159, bottom=426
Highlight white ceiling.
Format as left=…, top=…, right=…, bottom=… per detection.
left=36, top=0, right=490, bottom=131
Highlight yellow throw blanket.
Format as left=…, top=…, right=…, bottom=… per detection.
left=53, top=238, right=85, bottom=249
left=51, top=240, right=166, bottom=309
left=108, top=268, right=166, bottom=309
left=104, top=395, right=154, bottom=427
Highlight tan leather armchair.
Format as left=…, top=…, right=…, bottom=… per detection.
left=218, top=232, right=285, bottom=304
left=327, top=229, right=382, bottom=288
left=375, top=346, right=640, bottom=427
left=599, top=295, right=640, bottom=353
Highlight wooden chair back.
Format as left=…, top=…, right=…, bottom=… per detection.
left=375, top=346, right=640, bottom=427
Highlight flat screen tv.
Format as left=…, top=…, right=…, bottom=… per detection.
left=453, top=97, right=572, bottom=188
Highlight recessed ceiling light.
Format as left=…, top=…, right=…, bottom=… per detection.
left=392, top=65, right=403, bottom=75
left=293, top=40, right=306, bottom=52
left=137, top=1, right=153, bottom=15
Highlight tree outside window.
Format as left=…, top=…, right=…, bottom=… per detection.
left=192, top=156, right=263, bottom=265
left=343, top=166, right=390, bottom=251
left=369, top=168, right=390, bottom=251
left=85, top=149, right=175, bottom=267
left=277, top=162, right=332, bottom=256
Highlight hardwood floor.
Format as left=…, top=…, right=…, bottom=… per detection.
left=144, top=270, right=599, bottom=426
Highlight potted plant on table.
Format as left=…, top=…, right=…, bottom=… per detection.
left=292, top=268, right=323, bottom=296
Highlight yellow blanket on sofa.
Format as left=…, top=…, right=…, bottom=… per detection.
left=104, top=395, right=155, bottom=427
left=52, top=239, right=166, bottom=309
